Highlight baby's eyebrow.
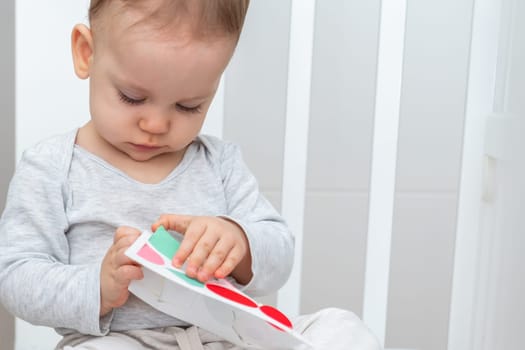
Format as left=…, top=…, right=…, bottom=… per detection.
left=112, top=75, right=150, bottom=95
left=109, top=70, right=149, bottom=91
left=177, top=93, right=212, bottom=104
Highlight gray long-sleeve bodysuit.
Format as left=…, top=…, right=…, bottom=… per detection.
left=0, top=130, right=293, bottom=338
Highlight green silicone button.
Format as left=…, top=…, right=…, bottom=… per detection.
left=169, top=269, right=204, bottom=288
left=148, top=226, right=181, bottom=259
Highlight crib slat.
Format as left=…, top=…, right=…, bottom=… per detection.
left=277, top=0, right=316, bottom=317
left=448, top=0, right=503, bottom=348
left=362, top=0, right=407, bottom=346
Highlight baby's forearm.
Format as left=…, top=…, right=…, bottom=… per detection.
left=0, top=259, right=105, bottom=335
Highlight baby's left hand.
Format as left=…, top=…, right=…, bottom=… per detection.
left=152, top=214, right=252, bottom=284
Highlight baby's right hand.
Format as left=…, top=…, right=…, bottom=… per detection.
left=99, top=226, right=144, bottom=316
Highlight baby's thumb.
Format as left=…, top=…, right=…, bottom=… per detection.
left=152, top=214, right=192, bottom=234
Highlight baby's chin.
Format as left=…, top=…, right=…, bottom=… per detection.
left=127, top=152, right=164, bottom=162
left=129, top=149, right=182, bottom=163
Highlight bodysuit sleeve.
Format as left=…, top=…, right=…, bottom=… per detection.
left=219, top=142, right=294, bottom=297
left=0, top=141, right=110, bottom=336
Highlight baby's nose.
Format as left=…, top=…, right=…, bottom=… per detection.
left=138, top=116, right=170, bottom=134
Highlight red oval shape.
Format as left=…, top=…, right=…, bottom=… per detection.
left=260, top=305, right=292, bottom=328
left=267, top=321, right=285, bottom=332
left=206, top=283, right=257, bottom=308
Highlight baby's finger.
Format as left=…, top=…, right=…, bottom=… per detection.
left=115, top=265, right=144, bottom=285
left=198, top=239, right=234, bottom=281
left=214, top=246, right=245, bottom=279
left=115, top=246, right=141, bottom=267
left=152, top=214, right=192, bottom=234
left=172, top=220, right=207, bottom=268
left=185, top=233, right=221, bottom=279
left=114, top=233, right=140, bottom=252
left=114, top=226, right=141, bottom=244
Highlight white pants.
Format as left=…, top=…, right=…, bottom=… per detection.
left=60, top=308, right=381, bottom=350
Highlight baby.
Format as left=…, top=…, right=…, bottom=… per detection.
left=0, top=1, right=380, bottom=349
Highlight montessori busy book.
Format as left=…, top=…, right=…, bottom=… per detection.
left=125, top=226, right=312, bottom=349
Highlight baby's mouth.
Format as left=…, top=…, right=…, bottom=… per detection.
left=130, top=143, right=162, bottom=151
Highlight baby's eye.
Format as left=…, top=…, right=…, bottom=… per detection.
left=176, top=103, right=202, bottom=114
left=118, top=91, right=146, bottom=105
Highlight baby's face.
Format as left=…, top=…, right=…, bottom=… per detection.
left=87, top=7, right=237, bottom=162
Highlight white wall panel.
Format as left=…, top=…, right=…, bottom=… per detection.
left=16, top=0, right=90, bottom=162
left=386, top=1, right=474, bottom=349
left=224, top=0, right=291, bottom=193
left=200, top=76, right=224, bottom=138
left=302, top=192, right=370, bottom=315
left=389, top=194, right=458, bottom=350
left=307, top=0, right=379, bottom=191
left=395, top=0, right=474, bottom=192
left=303, top=0, right=381, bottom=318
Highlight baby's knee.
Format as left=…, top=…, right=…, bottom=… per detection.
left=304, top=307, right=382, bottom=350
left=311, top=307, right=362, bottom=325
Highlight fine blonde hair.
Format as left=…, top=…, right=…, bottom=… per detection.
left=89, top=0, right=250, bottom=40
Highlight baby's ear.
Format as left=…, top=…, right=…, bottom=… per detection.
left=71, top=24, right=93, bottom=79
